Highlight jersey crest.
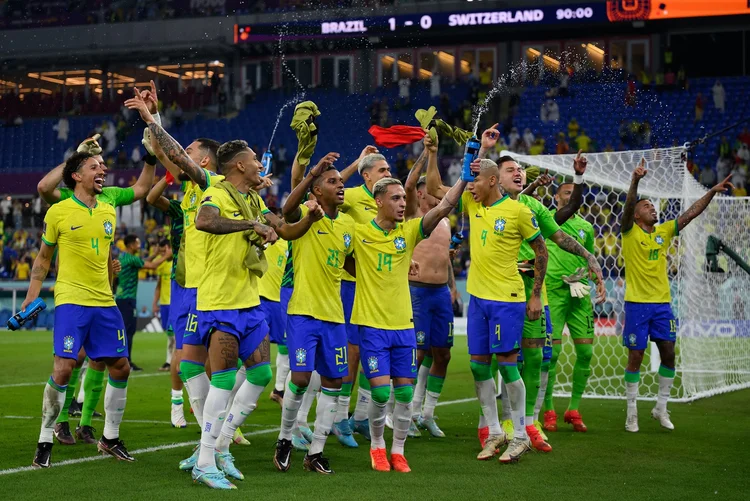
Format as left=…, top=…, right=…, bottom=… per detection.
left=494, top=218, right=506, bottom=233
left=103, top=220, right=113, bottom=237
left=578, top=228, right=586, bottom=239
left=295, top=348, right=307, bottom=365
left=394, top=236, right=406, bottom=253
left=416, top=331, right=425, bottom=344
left=655, top=235, right=664, bottom=245
left=367, top=356, right=379, bottom=373
left=343, top=232, right=352, bottom=250
left=531, top=216, right=539, bottom=229
left=63, top=335, right=75, bottom=353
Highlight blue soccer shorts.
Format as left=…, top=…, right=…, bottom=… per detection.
left=54, top=304, right=127, bottom=360
left=286, top=314, right=348, bottom=379
left=410, top=283, right=454, bottom=351
left=171, top=282, right=192, bottom=350
left=260, top=298, right=285, bottom=345
left=340, top=280, right=359, bottom=346
left=623, top=302, right=677, bottom=350
left=467, top=295, right=526, bottom=355
left=195, top=306, right=269, bottom=363
left=360, top=326, right=417, bottom=379
left=160, top=305, right=172, bottom=335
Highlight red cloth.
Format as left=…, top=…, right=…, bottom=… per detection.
left=164, top=170, right=175, bottom=185
left=368, top=125, right=426, bottom=148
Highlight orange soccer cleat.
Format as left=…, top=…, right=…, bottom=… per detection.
left=391, top=454, right=411, bottom=473
left=526, top=425, right=552, bottom=453
left=564, top=410, right=588, bottom=432
left=477, top=426, right=489, bottom=448
left=370, top=448, right=391, bottom=472
left=543, top=410, right=558, bottom=432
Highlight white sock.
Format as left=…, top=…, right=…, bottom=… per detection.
left=279, top=385, right=306, bottom=440
left=225, top=366, right=246, bottom=414
left=391, top=400, right=411, bottom=455
left=274, top=353, right=290, bottom=392
left=478, top=411, right=487, bottom=430
left=297, top=371, right=320, bottom=427
left=76, top=362, right=88, bottom=404
left=171, top=389, right=183, bottom=405
left=166, top=336, right=175, bottom=364
left=422, top=390, right=440, bottom=420
left=39, top=379, right=66, bottom=443
left=353, top=385, right=371, bottom=421
left=197, top=386, right=231, bottom=469
left=309, top=389, right=339, bottom=455
left=216, top=380, right=265, bottom=453
left=334, top=389, right=350, bottom=424
left=103, top=380, right=128, bottom=440
left=412, top=363, right=429, bottom=419
left=626, top=381, right=639, bottom=412
left=368, top=399, right=387, bottom=450
left=385, top=383, right=395, bottom=420
left=534, top=371, right=549, bottom=422
left=656, top=375, right=674, bottom=412
left=500, top=378, right=511, bottom=421
left=505, top=378, right=527, bottom=440
left=475, top=378, right=501, bottom=435
left=185, top=372, right=210, bottom=428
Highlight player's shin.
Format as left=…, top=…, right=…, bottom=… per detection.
left=543, top=343, right=562, bottom=412
left=280, top=381, right=307, bottom=440
left=56, top=367, right=80, bottom=424
left=40, top=377, right=67, bottom=443
left=298, top=371, right=320, bottom=428
left=335, top=382, right=352, bottom=423
left=198, top=369, right=236, bottom=469
left=499, top=378, right=511, bottom=421
left=521, top=347, right=543, bottom=426
left=624, top=370, right=640, bottom=412
left=274, top=347, right=290, bottom=392
left=310, top=387, right=340, bottom=455
left=369, top=384, right=390, bottom=449
left=471, top=360, right=501, bottom=435
left=656, top=365, right=675, bottom=413
left=353, top=371, right=372, bottom=421
left=534, top=364, right=550, bottom=422
left=217, top=363, right=272, bottom=453
left=181, top=359, right=210, bottom=427
left=499, top=363, right=527, bottom=440
left=79, top=368, right=105, bottom=427
left=412, top=355, right=431, bottom=419
left=569, top=344, right=593, bottom=411
left=392, top=384, right=413, bottom=455
left=422, top=374, right=444, bottom=420
left=224, top=363, right=245, bottom=414
left=103, top=376, right=128, bottom=440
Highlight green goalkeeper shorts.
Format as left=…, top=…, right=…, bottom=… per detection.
left=521, top=273, right=546, bottom=340
left=547, top=284, right=594, bottom=341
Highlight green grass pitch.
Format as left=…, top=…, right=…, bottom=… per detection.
left=1, top=331, right=748, bottom=500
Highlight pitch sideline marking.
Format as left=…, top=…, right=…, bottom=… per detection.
left=0, top=372, right=169, bottom=389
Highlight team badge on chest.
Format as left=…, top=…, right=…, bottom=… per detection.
left=393, top=236, right=406, bottom=253
left=343, top=232, right=352, bottom=250
left=494, top=218, right=506, bottom=232
left=103, top=220, right=113, bottom=237
left=655, top=235, right=664, bottom=246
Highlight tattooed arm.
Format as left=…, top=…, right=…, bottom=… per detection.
left=527, top=236, right=548, bottom=321
left=148, top=123, right=207, bottom=188
left=20, top=242, right=55, bottom=311
left=677, top=175, right=732, bottom=232
left=195, top=205, right=275, bottom=239
left=550, top=230, right=606, bottom=303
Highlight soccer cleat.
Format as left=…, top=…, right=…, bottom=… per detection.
left=333, top=419, right=359, bottom=448
left=179, top=446, right=199, bottom=471
left=501, top=419, right=515, bottom=440
left=97, top=437, right=135, bottom=462
left=477, top=426, right=489, bottom=448
left=526, top=425, right=552, bottom=453
left=216, top=452, right=244, bottom=481
left=298, top=425, right=314, bottom=444
left=625, top=411, right=639, bottom=433
left=651, top=408, right=675, bottom=430
left=32, top=442, right=52, bottom=468
left=385, top=413, right=394, bottom=430
left=564, top=410, right=588, bottom=432
left=75, top=425, right=98, bottom=444
left=158, top=363, right=170, bottom=372
left=233, top=428, right=251, bottom=446
left=534, top=420, right=548, bottom=441
left=291, top=430, right=310, bottom=452
left=543, top=410, right=558, bottom=432
left=171, top=403, right=187, bottom=428
left=273, top=439, right=293, bottom=472
left=407, top=418, right=422, bottom=438
left=130, top=363, right=143, bottom=372
left=418, top=416, right=445, bottom=438
left=192, top=466, right=237, bottom=490
left=370, top=447, right=390, bottom=472
left=477, top=433, right=507, bottom=460
left=303, top=452, right=334, bottom=474
left=350, top=417, right=372, bottom=441
left=391, top=453, right=411, bottom=473
left=54, top=422, right=76, bottom=445
left=270, top=389, right=284, bottom=406
left=499, top=437, right=532, bottom=464
left=68, top=399, right=82, bottom=417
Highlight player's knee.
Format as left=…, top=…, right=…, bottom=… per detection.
left=371, top=384, right=391, bottom=404
left=210, top=368, right=237, bottom=391
left=247, top=363, right=273, bottom=387
left=522, top=346, right=544, bottom=365
left=53, top=365, right=74, bottom=385
left=574, top=343, right=593, bottom=364
left=180, top=359, right=205, bottom=380
left=433, top=348, right=451, bottom=367
left=550, top=343, right=562, bottom=365
left=394, top=384, right=413, bottom=404
left=470, top=360, right=492, bottom=381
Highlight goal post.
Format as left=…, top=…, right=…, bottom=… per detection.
left=501, top=146, right=750, bottom=402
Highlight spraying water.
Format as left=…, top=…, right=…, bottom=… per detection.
left=267, top=26, right=307, bottom=151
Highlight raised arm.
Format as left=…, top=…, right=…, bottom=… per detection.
left=404, top=144, right=430, bottom=220
left=477, top=123, right=500, bottom=159
left=554, top=150, right=587, bottom=225
left=340, top=145, right=379, bottom=184
left=290, top=154, right=306, bottom=190
left=526, top=236, right=548, bottom=321
left=549, top=230, right=606, bottom=303
left=140, top=248, right=171, bottom=270
left=130, top=156, right=157, bottom=201
left=283, top=153, right=338, bottom=223
left=621, top=158, right=647, bottom=234
left=425, top=143, right=450, bottom=201
left=677, top=175, right=733, bottom=232
left=20, top=242, right=55, bottom=311
left=422, top=172, right=468, bottom=235
left=146, top=177, right=171, bottom=212
left=37, top=162, right=65, bottom=205
left=521, top=171, right=552, bottom=197
left=265, top=203, right=323, bottom=241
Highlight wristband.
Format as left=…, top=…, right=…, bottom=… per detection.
left=153, top=112, right=162, bottom=127
left=143, top=153, right=157, bottom=165
left=574, top=174, right=584, bottom=184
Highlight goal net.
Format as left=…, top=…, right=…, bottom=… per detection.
left=503, top=146, right=750, bottom=402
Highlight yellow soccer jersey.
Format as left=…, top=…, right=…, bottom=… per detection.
left=41, top=197, right=116, bottom=307
left=351, top=218, right=425, bottom=330
left=196, top=187, right=269, bottom=311
left=340, top=184, right=378, bottom=282
left=621, top=220, right=678, bottom=303
left=288, top=205, right=356, bottom=323
left=460, top=192, right=541, bottom=302
left=181, top=170, right=224, bottom=288
left=156, top=258, right=172, bottom=305
left=258, top=238, right=288, bottom=302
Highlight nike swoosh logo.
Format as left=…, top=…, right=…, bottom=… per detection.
left=338, top=366, right=347, bottom=372
left=278, top=457, right=290, bottom=468
left=117, top=347, right=125, bottom=353
left=71, top=225, right=83, bottom=230
left=233, top=212, right=242, bottom=217
left=317, top=230, right=329, bottom=235
left=362, top=239, right=375, bottom=244
left=491, top=343, right=501, bottom=349
left=474, top=214, right=481, bottom=218
left=240, top=411, right=250, bottom=416
left=364, top=207, right=373, bottom=211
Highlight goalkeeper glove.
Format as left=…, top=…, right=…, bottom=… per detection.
left=142, top=129, right=156, bottom=156
left=77, top=134, right=102, bottom=155
left=562, top=267, right=591, bottom=298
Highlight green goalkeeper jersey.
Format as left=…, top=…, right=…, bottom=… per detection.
left=546, top=209, right=595, bottom=289
left=516, top=194, right=560, bottom=262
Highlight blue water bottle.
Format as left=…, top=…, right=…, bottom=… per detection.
left=461, top=136, right=481, bottom=182
left=449, top=232, right=464, bottom=250
left=7, top=298, right=46, bottom=330
left=261, top=151, right=273, bottom=177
